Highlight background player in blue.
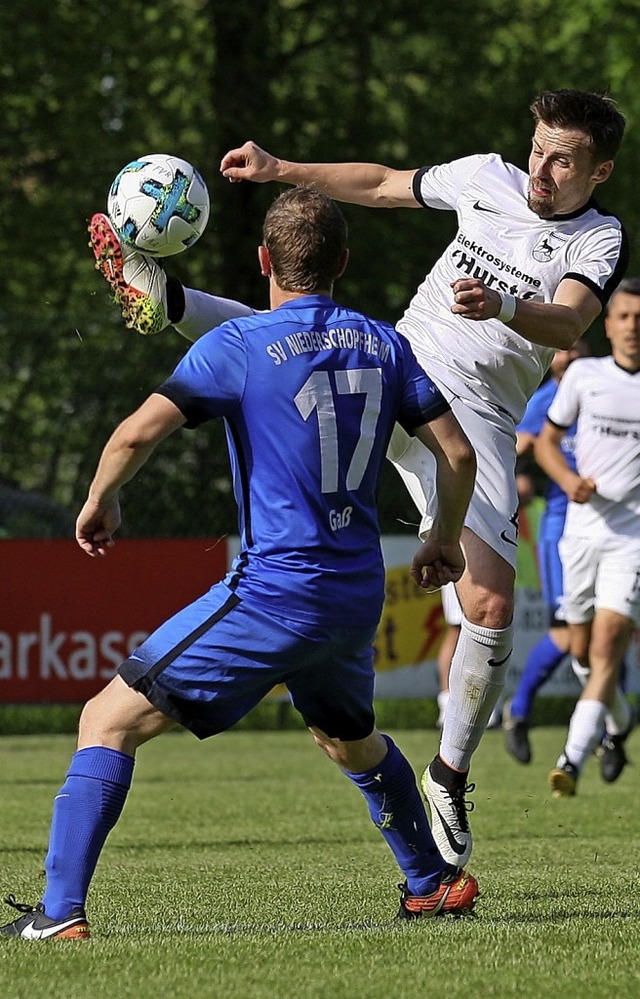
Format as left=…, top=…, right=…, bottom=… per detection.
left=503, top=340, right=588, bottom=762
left=0, top=188, right=477, bottom=939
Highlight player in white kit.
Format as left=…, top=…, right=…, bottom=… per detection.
left=534, top=278, right=640, bottom=796
left=89, top=89, right=627, bottom=867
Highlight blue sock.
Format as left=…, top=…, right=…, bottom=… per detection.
left=511, top=635, right=566, bottom=719
left=345, top=735, right=446, bottom=896
left=42, top=747, right=135, bottom=919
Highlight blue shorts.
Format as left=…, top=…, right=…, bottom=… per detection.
left=119, top=582, right=377, bottom=741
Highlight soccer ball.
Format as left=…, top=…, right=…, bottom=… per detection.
left=107, top=154, right=210, bottom=257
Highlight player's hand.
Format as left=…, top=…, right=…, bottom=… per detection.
left=564, top=475, right=597, bottom=504
left=410, top=540, right=466, bottom=591
left=75, top=497, right=121, bottom=558
left=220, top=141, right=280, bottom=184
left=450, top=278, right=502, bottom=321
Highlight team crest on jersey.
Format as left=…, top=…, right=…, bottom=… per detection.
left=532, top=231, right=568, bottom=262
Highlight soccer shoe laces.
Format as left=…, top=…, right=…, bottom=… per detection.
left=3, top=894, right=37, bottom=915
left=451, top=782, right=476, bottom=831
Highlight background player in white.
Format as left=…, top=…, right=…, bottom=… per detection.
left=502, top=339, right=589, bottom=763
left=1, top=189, right=479, bottom=939
left=88, top=88, right=627, bottom=867
left=535, top=278, right=640, bottom=797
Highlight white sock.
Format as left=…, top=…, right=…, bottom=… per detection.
left=439, top=616, right=514, bottom=771
left=560, top=699, right=607, bottom=771
left=487, top=697, right=504, bottom=728
left=571, top=656, right=590, bottom=687
left=436, top=690, right=450, bottom=728
left=570, top=658, right=631, bottom=736
left=176, top=288, right=256, bottom=342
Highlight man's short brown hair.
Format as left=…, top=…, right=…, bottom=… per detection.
left=531, top=89, right=626, bottom=161
left=262, top=187, right=348, bottom=293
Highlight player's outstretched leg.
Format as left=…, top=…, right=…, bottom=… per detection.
left=88, top=213, right=170, bottom=335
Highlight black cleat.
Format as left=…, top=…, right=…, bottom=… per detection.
left=600, top=709, right=636, bottom=783
left=0, top=895, right=90, bottom=940
left=503, top=700, right=532, bottom=764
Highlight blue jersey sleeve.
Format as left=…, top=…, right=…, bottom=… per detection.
left=517, top=379, right=557, bottom=437
left=394, top=334, right=451, bottom=431
left=155, top=323, right=248, bottom=426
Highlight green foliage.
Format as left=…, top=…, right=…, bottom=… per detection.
left=1, top=728, right=639, bottom=998
left=2, top=0, right=640, bottom=537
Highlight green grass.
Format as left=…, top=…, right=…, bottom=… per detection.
left=1, top=727, right=639, bottom=999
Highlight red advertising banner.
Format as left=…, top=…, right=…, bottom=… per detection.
left=0, top=538, right=229, bottom=703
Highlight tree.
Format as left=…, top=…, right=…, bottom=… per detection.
left=1, top=0, right=639, bottom=537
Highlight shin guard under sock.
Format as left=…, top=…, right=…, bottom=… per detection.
left=42, top=747, right=134, bottom=918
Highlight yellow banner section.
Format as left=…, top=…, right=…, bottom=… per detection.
left=373, top=570, right=444, bottom=672
left=372, top=500, right=543, bottom=674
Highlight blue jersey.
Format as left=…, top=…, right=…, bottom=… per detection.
left=158, top=294, right=449, bottom=627
left=517, top=377, right=577, bottom=531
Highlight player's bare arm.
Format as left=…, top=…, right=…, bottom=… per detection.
left=533, top=420, right=597, bottom=503
left=516, top=430, right=536, bottom=456
left=410, top=412, right=476, bottom=590
left=76, top=394, right=186, bottom=558
left=220, top=140, right=419, bottom=208
left=451, top=275, right=602, bottom=349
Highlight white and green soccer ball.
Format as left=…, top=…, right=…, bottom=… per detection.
left=107, top=153, right=210, bottom=257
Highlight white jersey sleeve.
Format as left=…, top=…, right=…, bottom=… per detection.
left=565, top=225, right=629, bottom=307
left=412, top=154, right=494, bottom=211
left=546, top=361, right=581, bottom=429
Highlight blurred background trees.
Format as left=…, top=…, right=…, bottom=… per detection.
left=1, top=0, right=638, bottom=537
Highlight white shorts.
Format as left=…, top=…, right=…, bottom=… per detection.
left=440, top=583, right=463, bottom=626
left=387, top=395, right=519, bottom=569
left=558, top=533, right=640, bottom=625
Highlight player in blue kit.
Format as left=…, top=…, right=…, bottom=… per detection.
left=1, top=188, right=477, bottom=939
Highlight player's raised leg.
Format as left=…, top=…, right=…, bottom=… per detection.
left=88, top=213, right=173, bottom=336
left=88, top=214, right=255, bottom=340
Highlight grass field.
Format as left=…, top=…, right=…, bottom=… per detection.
left=0, top=725, right=638, bottom=999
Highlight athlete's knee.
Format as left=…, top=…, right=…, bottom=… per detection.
left=78, top=679, right=166, bottom=753
left=309, top=726, right=386, bottom=771
left=78, top=694, right=126, bottom=747
left=463, top=588, right=513, bottom=630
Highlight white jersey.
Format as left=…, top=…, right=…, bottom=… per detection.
left=547, top=356, right=640, bottom=539
left=398, top=153, right=627, bottom=423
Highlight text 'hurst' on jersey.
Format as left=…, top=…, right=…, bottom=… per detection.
left=400, top=153, right=627, bottom=423
left=157, top=295, right=450, bottom=627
